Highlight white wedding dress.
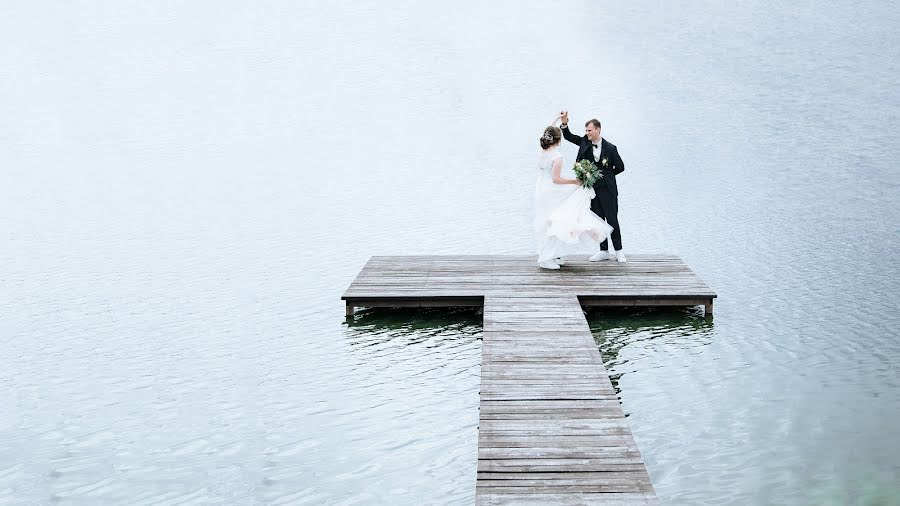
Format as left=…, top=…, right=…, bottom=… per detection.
left=534, top=148, right=613, bottom=263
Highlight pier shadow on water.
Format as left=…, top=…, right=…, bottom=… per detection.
left=342, top=307, right=483, bottom=355
left=585, top=307, right=715, bottom=396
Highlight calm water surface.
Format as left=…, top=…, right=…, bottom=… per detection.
left=2, top=1, right=899, bottom=504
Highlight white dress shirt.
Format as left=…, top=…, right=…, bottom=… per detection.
left=591, top=137, right=603, bottom=162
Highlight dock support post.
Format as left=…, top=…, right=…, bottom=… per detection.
left=345, top=302, right=355, bottom=317
left=704, top=299, right=713, bottom=315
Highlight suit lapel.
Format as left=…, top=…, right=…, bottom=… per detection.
left=579, top=137, right=591, bottom=159
left=598, top=139, right=610, bottom=166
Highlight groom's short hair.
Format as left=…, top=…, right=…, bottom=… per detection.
left=585, top=119, right=602, bottom=130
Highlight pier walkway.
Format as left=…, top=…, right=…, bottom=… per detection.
left=343, top=255, right=717, bottom=504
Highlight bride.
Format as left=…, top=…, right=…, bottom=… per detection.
left=535, top=114, right=613, bottom=269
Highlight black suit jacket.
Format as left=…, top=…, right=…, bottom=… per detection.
left=561, top=126, right=625, bottom=196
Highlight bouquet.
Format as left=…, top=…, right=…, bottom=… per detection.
left=573, top=159, right=603, bottom=188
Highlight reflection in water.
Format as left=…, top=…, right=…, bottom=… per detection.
left=345, top=307, right=482, bottom=347
left=586, top=307, right=714, bottom=395
left=343, top=307, right=483, bottom=365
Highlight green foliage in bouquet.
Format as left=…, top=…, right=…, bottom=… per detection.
left=573, top=159, right=603, bottom=188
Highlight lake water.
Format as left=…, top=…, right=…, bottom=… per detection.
left=2, top=1, right=899, bottom=504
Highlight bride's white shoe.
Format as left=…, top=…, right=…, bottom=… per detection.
left=554, top=257, right=565, bottom=266
left=538, top=261, right=561, bottom=270
left=589, top=251, right=612, bottom=262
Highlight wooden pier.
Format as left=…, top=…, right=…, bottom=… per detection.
left=343, top=255, right=716, bottom=505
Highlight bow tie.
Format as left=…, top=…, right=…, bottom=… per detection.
left=592, top=143, right=600, bottom=148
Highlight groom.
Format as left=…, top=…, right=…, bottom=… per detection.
left=560, top=112, right=626, bottom=262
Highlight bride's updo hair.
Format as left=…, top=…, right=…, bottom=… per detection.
left=540, top=126, right=561, bottom=149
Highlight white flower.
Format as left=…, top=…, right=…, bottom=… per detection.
left=602, top=158, right=608, bottom=166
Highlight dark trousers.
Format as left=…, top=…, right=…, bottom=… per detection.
left=591, top=189, right=622, bottom=251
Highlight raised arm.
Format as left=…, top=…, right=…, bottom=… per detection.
left=559, top=111, right=583, bottom=146
left=551, top=157, right=580, bottom=185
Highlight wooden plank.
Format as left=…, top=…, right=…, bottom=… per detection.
left=481, top=400, right=622, bottom=409
left=480, top=393, right=616, bottom=401
left=480, top=374, right=608, bottom=382
left=480, top=412, right=623, bottom=421
left=476, top=484, right=653, bottom=494
left=479, top=378, right=613, bottom=387
left=479, top=436, right=636, bottom=448
left=480, top=358, right=600, bottom=365
left=479, top=381, right=616, bottom=389
left=480, top=352, right=599, bottom=359
left=477, top=477, right=653, bottom=488
left=477, top=471, right=651, bottom=480
left=479, top=381, right=616, bottom=390
left=478, top=386, right=617, bottom=394
left=477, top=458, right=649, bottom=472
left=477, top=493, right=659, bottom=506
left=479, top=419, right=633, bottom=432
left=479, top=447, right=643, bottom=459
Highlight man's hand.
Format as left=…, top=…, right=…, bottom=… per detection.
left=560, top=111, right=569, bottom=127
